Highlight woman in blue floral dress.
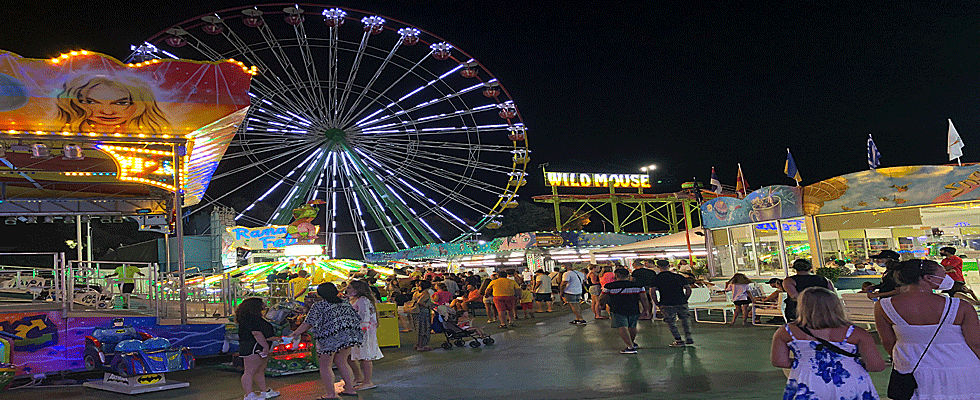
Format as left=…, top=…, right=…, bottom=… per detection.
left=771, top=287, right=885, bottom=400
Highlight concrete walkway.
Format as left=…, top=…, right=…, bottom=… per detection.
left=11, top=310, right=892, bottom=399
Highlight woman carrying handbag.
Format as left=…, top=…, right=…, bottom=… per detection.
left=405, top=280, right=435, bottom=352
left=874, top=259, right=980, bottom=400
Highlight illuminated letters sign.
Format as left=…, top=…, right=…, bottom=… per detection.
left=227, top=225, right=298, bottom=249
left=545, top=171, right=651, bottom=188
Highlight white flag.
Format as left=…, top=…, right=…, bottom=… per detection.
left=949, top=119, right=965, bottom=162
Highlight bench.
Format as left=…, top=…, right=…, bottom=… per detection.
left=840, top=293, right=876, bottom=330
left=751, top=292, right=786, bottom=325
left=688, top=287, right=736, bottom=324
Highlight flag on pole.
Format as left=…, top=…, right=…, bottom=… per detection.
left=948, top=119, right=965, bottom=164
left=709, top=167, right=722, bottom=194
left=867, top=133, right=881, bottom=169
left=735, top=163, right=749, bottom=198
left=784, top=148, right=801, bottom=185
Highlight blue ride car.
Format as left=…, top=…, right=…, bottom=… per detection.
left=84, top=319, right=194, bottom=376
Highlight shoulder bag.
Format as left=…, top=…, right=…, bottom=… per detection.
left=887, top=298, right=952, bottom=400
left=797, top=325, right=860, bottom=358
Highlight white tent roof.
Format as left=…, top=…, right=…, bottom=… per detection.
left=592, top=227, right=706, bottom=253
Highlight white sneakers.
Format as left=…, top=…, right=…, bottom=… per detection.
left=244, top=389, right=280, bottom=400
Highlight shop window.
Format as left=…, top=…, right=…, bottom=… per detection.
left=782, top=219, right=810, bottom=265
left=753, top=224, right=782, bottom=276
left=729, top=226, right=757, bottom=275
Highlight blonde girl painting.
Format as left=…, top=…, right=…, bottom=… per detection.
left=57, top=74, right=171, bottom=134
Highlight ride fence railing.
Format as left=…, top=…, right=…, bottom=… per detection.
left=67, top=260, right=162, bottom=317
left=154, top=273, right=299, bottom=321
left=0, top=252, right=67, bottom=311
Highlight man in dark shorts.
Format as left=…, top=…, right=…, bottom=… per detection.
left=651, top=259, right=694, bottom=347
left=560, top=265, right=587, bottom=325
left=601, top=268, right=650, bottom=354
left=630, top=259, right=658, bottom=320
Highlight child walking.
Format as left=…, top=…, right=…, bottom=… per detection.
left=519, top=283, right=535, bottom=319
left=345, top=280, right=383, bottom=391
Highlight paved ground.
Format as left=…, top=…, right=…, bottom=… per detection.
left=9, top=309, right=892, bottom=399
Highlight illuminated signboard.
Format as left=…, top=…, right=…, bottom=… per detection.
left=226, top=225, right=298, bottom=249
left=545, top=171, right=651, bottom=188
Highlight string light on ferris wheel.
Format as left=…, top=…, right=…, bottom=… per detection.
left=322, top=8, right=346, bottom=26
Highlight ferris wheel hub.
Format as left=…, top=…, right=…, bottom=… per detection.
left=322, top=128, right=348, bottom=143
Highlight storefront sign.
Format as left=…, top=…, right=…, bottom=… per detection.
left=226, top=225, right=297, bottom=249
left=545, top=172, right=651, bottom=188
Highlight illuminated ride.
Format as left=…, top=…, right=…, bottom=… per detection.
left=144, top=4, right=529, bottom=258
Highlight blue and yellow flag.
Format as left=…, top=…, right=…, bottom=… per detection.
left=784, top=148, right=801, bottom=185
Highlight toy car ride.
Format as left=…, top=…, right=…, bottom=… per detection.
left=82, top=319, right=194, bottom=394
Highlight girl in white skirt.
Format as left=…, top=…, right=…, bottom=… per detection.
left=345, top=280, right=383, bottom=391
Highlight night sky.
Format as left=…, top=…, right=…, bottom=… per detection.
left=0, top=1, right=977, bottom=254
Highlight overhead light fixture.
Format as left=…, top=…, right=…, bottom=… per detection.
left=43, top=216, right=55, bottom=223
left=112, top=216, right=125, bottom=223
left=25, top=216, right=37, bottom=224
left=30, top=143, right=49, bottom=158
left=62, top=144, right=84, bottom=160
left=100, top=216, right=112, bottom=223
left=80, top=216, right=90, bottom=223
left=4, top=217, right=15, bottom=225
left=63, top=216, right=75, bottom=224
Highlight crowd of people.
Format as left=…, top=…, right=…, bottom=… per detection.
left=233, top=247, right=980, bottom=400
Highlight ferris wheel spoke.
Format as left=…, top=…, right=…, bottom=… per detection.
left=335, top=30, right=371, bottom=124
left=355, top=73, right=486, bottom=130
left=362, top=149, right=494, bottom=215
left=231, top=145, right=325, bottom=221
left=213, top=141, right=321, bottom=180
left=254, top=21, right=325, bottom=122
left=363, top=149, right=505, bottom=204
left=288, top=13, right=329, bottom=123
left=185, top=143, right=321, bottom=218
left=339, top=39, right=401, bottom=125
left=268, top=146, right=330, bottom=224
left=344, top=49, right=434, bottom=128
left=338, top=152, right=402, bottom=249
left=354, top=136, right=515, bottom=153
left=368, top=145, right=514, bottom=175
left=340, top=144, right=433, bottom=245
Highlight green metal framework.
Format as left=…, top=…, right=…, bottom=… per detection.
left=532, top=185, right=710, bottom=234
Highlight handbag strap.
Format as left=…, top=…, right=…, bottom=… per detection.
left=798, top=325, right=860, bottom=358
left=910, top=296, right=952, bottom=373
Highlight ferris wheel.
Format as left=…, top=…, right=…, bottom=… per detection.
left=144, top=4, right=529, bottom=258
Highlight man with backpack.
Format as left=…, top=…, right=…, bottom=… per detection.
left=560, top=264, right=588, bottom=325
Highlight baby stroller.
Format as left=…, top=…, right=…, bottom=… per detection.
left=434, top=305, right=494, bottom=350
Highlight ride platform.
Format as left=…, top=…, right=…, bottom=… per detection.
left=82, top=372, right=188, bottom=394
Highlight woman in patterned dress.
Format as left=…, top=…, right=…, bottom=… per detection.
left=771, top=287, right=885, bottom=400
left=290, top=283, right=363, bottom=399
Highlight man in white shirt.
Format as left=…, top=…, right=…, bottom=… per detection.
left=560, top=265, right=587, bottom=325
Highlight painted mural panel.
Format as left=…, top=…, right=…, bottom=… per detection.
left=803, top=165, right=980, bottom=215
left=0, top=312, right=227, bottom=377
left=701, top=186, right=804, bottom=229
